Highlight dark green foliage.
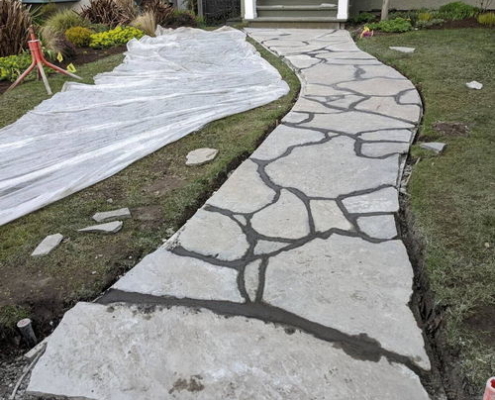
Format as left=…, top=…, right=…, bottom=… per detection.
left=367, top=17, right=413, bottom=33
left=438, top=1, right=478, bottom=20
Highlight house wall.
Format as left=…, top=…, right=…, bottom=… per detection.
left=351, top=0, right=481, bottom=15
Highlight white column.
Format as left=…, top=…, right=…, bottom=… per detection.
left=244, top=0, right=257, bottom=20
left=337, top=0, right=348, bottom=20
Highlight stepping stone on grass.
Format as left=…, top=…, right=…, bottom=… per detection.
left=186, top=148, right=218, bottom=166
left=78, top=221, right=123, bottom=234
left=420, top=142, right=447, bottom=154
left=389, top=46, right=415, bottom=54
left=466, top=81, right=483, bottom=90
left=93, top=208, right=131, bottom=223
left=31, top=233, right=64, bottom=257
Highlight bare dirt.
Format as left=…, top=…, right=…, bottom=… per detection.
left=433, top=121, right=470, bottom=137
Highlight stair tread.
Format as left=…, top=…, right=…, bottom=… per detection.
left=257, top=4, right=337, bottom=9
left=250, top=16, right=344, bottom=21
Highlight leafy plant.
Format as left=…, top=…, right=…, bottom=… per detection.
left=477, top=12, right=495, bottom=25
left=367, top=17, right=413, bottom=33
left=352, top=12, right=377, bottom=24
left=418, top=12, right=434, bottom=21
left=388, top=10, right=420, bottom=24
left=89, top=23, right=111, bottom=32
left=0, top=0, right=32, bottom=57
left=65, top=26, right=94, bottom=47
left=141, top=0, right=172, bottom=26
left=131, top=10, right=156, bottom=36
left=80, top=0, right=135, bottom=27
left=30, top=2, right=58, bottom=25
left=89, top=25, right=143, bottom=48
left=0, top=52, right=31, bottom=81
left=438, top=1, right=477, bottom=20
left=415, top=18, right=445, bottom=28
left=44, top=9, right=89, bottom=33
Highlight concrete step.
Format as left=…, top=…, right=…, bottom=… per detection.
left=247, top=17, right=344, bottom=28
left=258, top=0, right=334, bottom=5
left=257, top=4, right=337, bottom=18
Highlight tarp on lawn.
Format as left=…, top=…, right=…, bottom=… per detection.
left=0, top=26, right=289, bottom=226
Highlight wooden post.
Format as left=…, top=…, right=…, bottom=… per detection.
left=381, top=0, right=390, bottom=21
left=17, top=318, right=38, bottom=347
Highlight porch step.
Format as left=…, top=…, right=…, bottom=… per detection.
left=247, top=16, right=344, bottom=29
left=257, top=0, right=333, bottom=5
left=257, top=4, right=337, bottom=18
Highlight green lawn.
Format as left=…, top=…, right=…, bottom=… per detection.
left=0, top=39, right=300, bottom=343
left=358, top=28, right=495, bottom=396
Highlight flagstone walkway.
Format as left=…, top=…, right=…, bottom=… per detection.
left=27, top=29, right=431, bottom=399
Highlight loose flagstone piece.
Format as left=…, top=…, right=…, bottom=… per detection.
left=176, top=209, right=249, bottom=261
left=420, top=142, right=447, bottom=154
left=78, top=221, right=123, bottom=234
left=251, top=189, right=310, bottom=239
left=264, top=235, right=430, bottom=369
left=31, top=233, right=63, bottom=257
left=343, top=187, right=399, bottom=214
left=466, top=81, right=483, bottom=90
left=113, top=247, right=242, bottom=302
left=185, top=148, right=218, bottom=166
left=389, top=46, right=416, bottom=54
left=27, top=303, right=430, bottom=400
left=357, top=215, right=397, bottom=239
left=93, top=208, right=131, bottom=223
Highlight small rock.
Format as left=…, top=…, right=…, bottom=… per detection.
left=93, top=208, right=131, bottom=223
left=420, top=142, right=447, bottom=154
left=485, top=242, right=490, bottom=248
left=389, top=46, right=415, bottom=54
left=466, top=81, right=483, bottom=90
left=107, top=198, right=114, bottom=204
left=31, top=234, right=64, bottom=257
left=24, top=338, right=48, bottom=361
left=78, top=221, right=123, bottom=234
left=186, top=148, right=218, bottom=166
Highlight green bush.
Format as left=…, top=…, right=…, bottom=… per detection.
left=367, top=17, right=413, bottom=33
left=415, top=18, right=445, bottom=28
left=43, top=9, right=89, bottom=33
left=418, top=12, right=434, bottom=21
left=477, top=12, right=495, bottom=26
left=160, top=9, right=201, bottom=28
left=89, top=26, right=144, bottom=48
left=438, top=1, right=477, bottom=20
left=352, top=12, right=377, bottom=24
left=65, top=26, right=94, bottom=47
left=388, top=10, right=420, bottom=24
left=90, top=23, right=111, bottom=32
left=0, top=53, right=32, bottom=82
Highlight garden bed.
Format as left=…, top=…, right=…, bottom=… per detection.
left=358, top=28, right=495, bottom=400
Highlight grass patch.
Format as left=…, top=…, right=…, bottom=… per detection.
left=358, top=29, right=495, bottom=395
left=0, top=38, right=300, bottom=340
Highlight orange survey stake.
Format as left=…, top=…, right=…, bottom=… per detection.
left=7, top=26, right=82, bottom=95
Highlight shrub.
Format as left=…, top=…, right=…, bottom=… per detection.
left=438, top=1, right=477, bottom=20
left=0, top=53, right=32, bottom=82
left=131, top=10, right=156, bottom=36
left=40, top=26, right=76, bottom=58
left=388, top=10, right=420, bottom=24
left=141, top=0, right=172, bottom=26
left=90, top=23, right=111, bottom=32
left=65, top=26, right=94, bottom=47
left=44, top=9, right=89, bottom=33
left=160, top=9, right=199, bottom=28
left=89, top=25, right=143, bottom=48
left=415, top=18, right=445, bottom=28
left=477, top=12, right=495, bottom=25
left=367, top=17, right=413, bottom=33
left=30, top=2, right=58, bottom=25
left=0, top=0, right=32, bottom=57
left=352, top=12, right=377, bottom=24
left=80, top=0, right=136, bottom=27
left=418, top=12, right=434, bottom=21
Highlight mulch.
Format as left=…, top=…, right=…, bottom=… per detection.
left=0, top=45, right=126, bottom=95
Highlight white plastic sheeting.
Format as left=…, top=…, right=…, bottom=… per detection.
left=0, top=27, right=289, bottom=226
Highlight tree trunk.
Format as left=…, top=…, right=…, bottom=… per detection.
left=381, top=0, right=390, bottom=20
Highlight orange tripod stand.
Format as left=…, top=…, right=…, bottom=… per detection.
left=7, top=26, right=82, bottom=95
